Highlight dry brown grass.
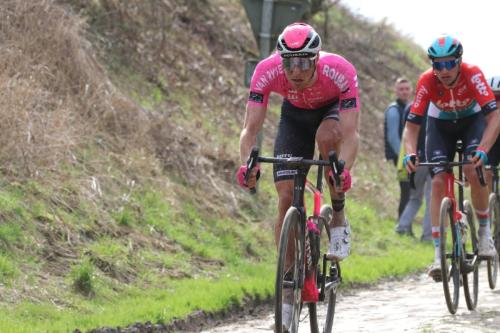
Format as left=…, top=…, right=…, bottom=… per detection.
left=0, top=0, right=154, bottom=178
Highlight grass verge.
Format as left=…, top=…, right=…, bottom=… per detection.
left=0, top=195, right=433, bottom=332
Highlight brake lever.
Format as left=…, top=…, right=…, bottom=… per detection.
left=328, top=151, right=342, bottom=188
left=475, top=166, right=486, bottom=187
left=245, top=146, right=259, bottom=194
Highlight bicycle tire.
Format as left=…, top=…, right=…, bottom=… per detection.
left=462, top=200, right=479, bottom=309
left=308, top=205, right=336, bottom=333
left=275, top=207, right=303, bottom=333
left=487, top=193, right=498, bottom=289
left=439, top=197, right=460, bottom=314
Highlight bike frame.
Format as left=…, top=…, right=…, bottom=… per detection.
left=246, top=148, right=343, bottom=299
left=305, top=176, right=341, bottom=301
left=279, top=165, right=329, bottom=292
left=417, top=152, right=486, bottom=270
left=442, top=166, right=464, bottom=256
left=289, top=168, right=308, bottom=290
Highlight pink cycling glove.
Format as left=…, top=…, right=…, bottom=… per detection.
left=328, top=168, right=352, bottom=192
left=342, top=168, right=352, bottom=192
left=236, top=165, right=260, bottom=189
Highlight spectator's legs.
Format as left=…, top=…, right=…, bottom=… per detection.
left=398, top=180, right=411, bottom=219
left=396, top=167, right=426, bottom=235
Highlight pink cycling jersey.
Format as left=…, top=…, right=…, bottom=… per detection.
left=248, top=51, right=360, bottom=112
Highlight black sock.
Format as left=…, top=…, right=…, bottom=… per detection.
left=331, top=193, right=345, bottom=212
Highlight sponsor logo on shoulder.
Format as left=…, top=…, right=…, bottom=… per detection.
left=470, top=73, right=489, bottom=96
left=322, top=64, right=349, bottom=91
left=413, top=85, right=429, bottom=107
left=254, top=63, right=283, bottom=90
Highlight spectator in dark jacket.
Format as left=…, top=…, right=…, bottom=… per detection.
left=395, top=105, right=432, bottom=240
left=384, top=77, right=412, bottom=218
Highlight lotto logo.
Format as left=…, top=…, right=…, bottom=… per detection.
left=471, top=74, right=489, bottom=96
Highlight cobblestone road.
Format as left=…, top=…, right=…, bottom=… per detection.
left=202, top=266, right=500, bottom=333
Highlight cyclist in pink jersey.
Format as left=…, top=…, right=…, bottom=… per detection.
left=237, top=22, right=360, bottom=331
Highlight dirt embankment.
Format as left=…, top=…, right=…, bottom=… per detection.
left=0, top=0, right=430, bottom=329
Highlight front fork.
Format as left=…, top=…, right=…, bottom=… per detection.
left=443, top=171, right=464, bottom=258
left=318, top=254, right=341, bottom=302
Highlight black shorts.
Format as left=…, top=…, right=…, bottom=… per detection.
left=489, top=137, right=500, bottom=167
left=425, top=113, right=486, bottom=176
left=273, top=99, right=339, bottom=182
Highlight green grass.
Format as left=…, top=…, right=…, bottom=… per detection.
left=392, top=39, right=429, bottom=71
left=113, top=206, right=135, bottom=226
left=71, top=257, right=96, bottom=296
left=0, top=184, right=434, bottom=332
left=0, top=152, right=434, bottom=333
left=0, top=261, right=275, bottom=333
left=0, top=223, right=23, bottom=249
left=0, top=253, right=18, bottom=282
left=344, top=200, right=433, bottom=282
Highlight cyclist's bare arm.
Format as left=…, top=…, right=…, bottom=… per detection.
left=404, top=121, right=421, bottom=171
left=240, top=103, right=267, bottom=164
left=479, top=108, right=500, bottom=152
left=339, top=110, right=360, bottom=170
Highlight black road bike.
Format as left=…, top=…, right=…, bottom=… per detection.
left=245, top=147, right=343, bottom=333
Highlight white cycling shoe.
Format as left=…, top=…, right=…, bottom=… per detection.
left=327, top=220, right=351, bottom=261
left=428, top=258, right=442, bottom=282
left=478, top=235, right=498, bottom=258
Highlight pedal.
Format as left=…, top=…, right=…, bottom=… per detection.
left=477, top=254, right=494, bottom=261
left=461, top=261, right=475, bottom=274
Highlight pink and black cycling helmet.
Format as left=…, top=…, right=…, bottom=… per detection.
left=276, top=23, right=321, bottom=58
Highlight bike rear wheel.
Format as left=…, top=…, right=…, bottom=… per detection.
left=487, top=193, right=498, bottom=289
left=462, top=200, right=479, bottom=310
left=439, top=197, right=460, bottom=314
left=308, top=205, right=336, bottom=333
left=275, top=207, right=303, bottom=333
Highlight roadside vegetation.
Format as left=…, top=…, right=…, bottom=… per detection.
left=0, top=0, right=431, bottom=332
left=0, top=188, right=432, bottom=332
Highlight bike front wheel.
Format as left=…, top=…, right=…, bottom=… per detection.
left=308, top=205, right=336, bottom=333
left=487, top=193, right=499, bottom=289
left=462, top=200, right=479, bottom=310
left=275, top=207, right=303, bottom=333
left=439, top=197, right=460, bottom=314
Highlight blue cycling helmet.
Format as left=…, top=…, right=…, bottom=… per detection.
left=427, top=35, right=463, bottom=60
